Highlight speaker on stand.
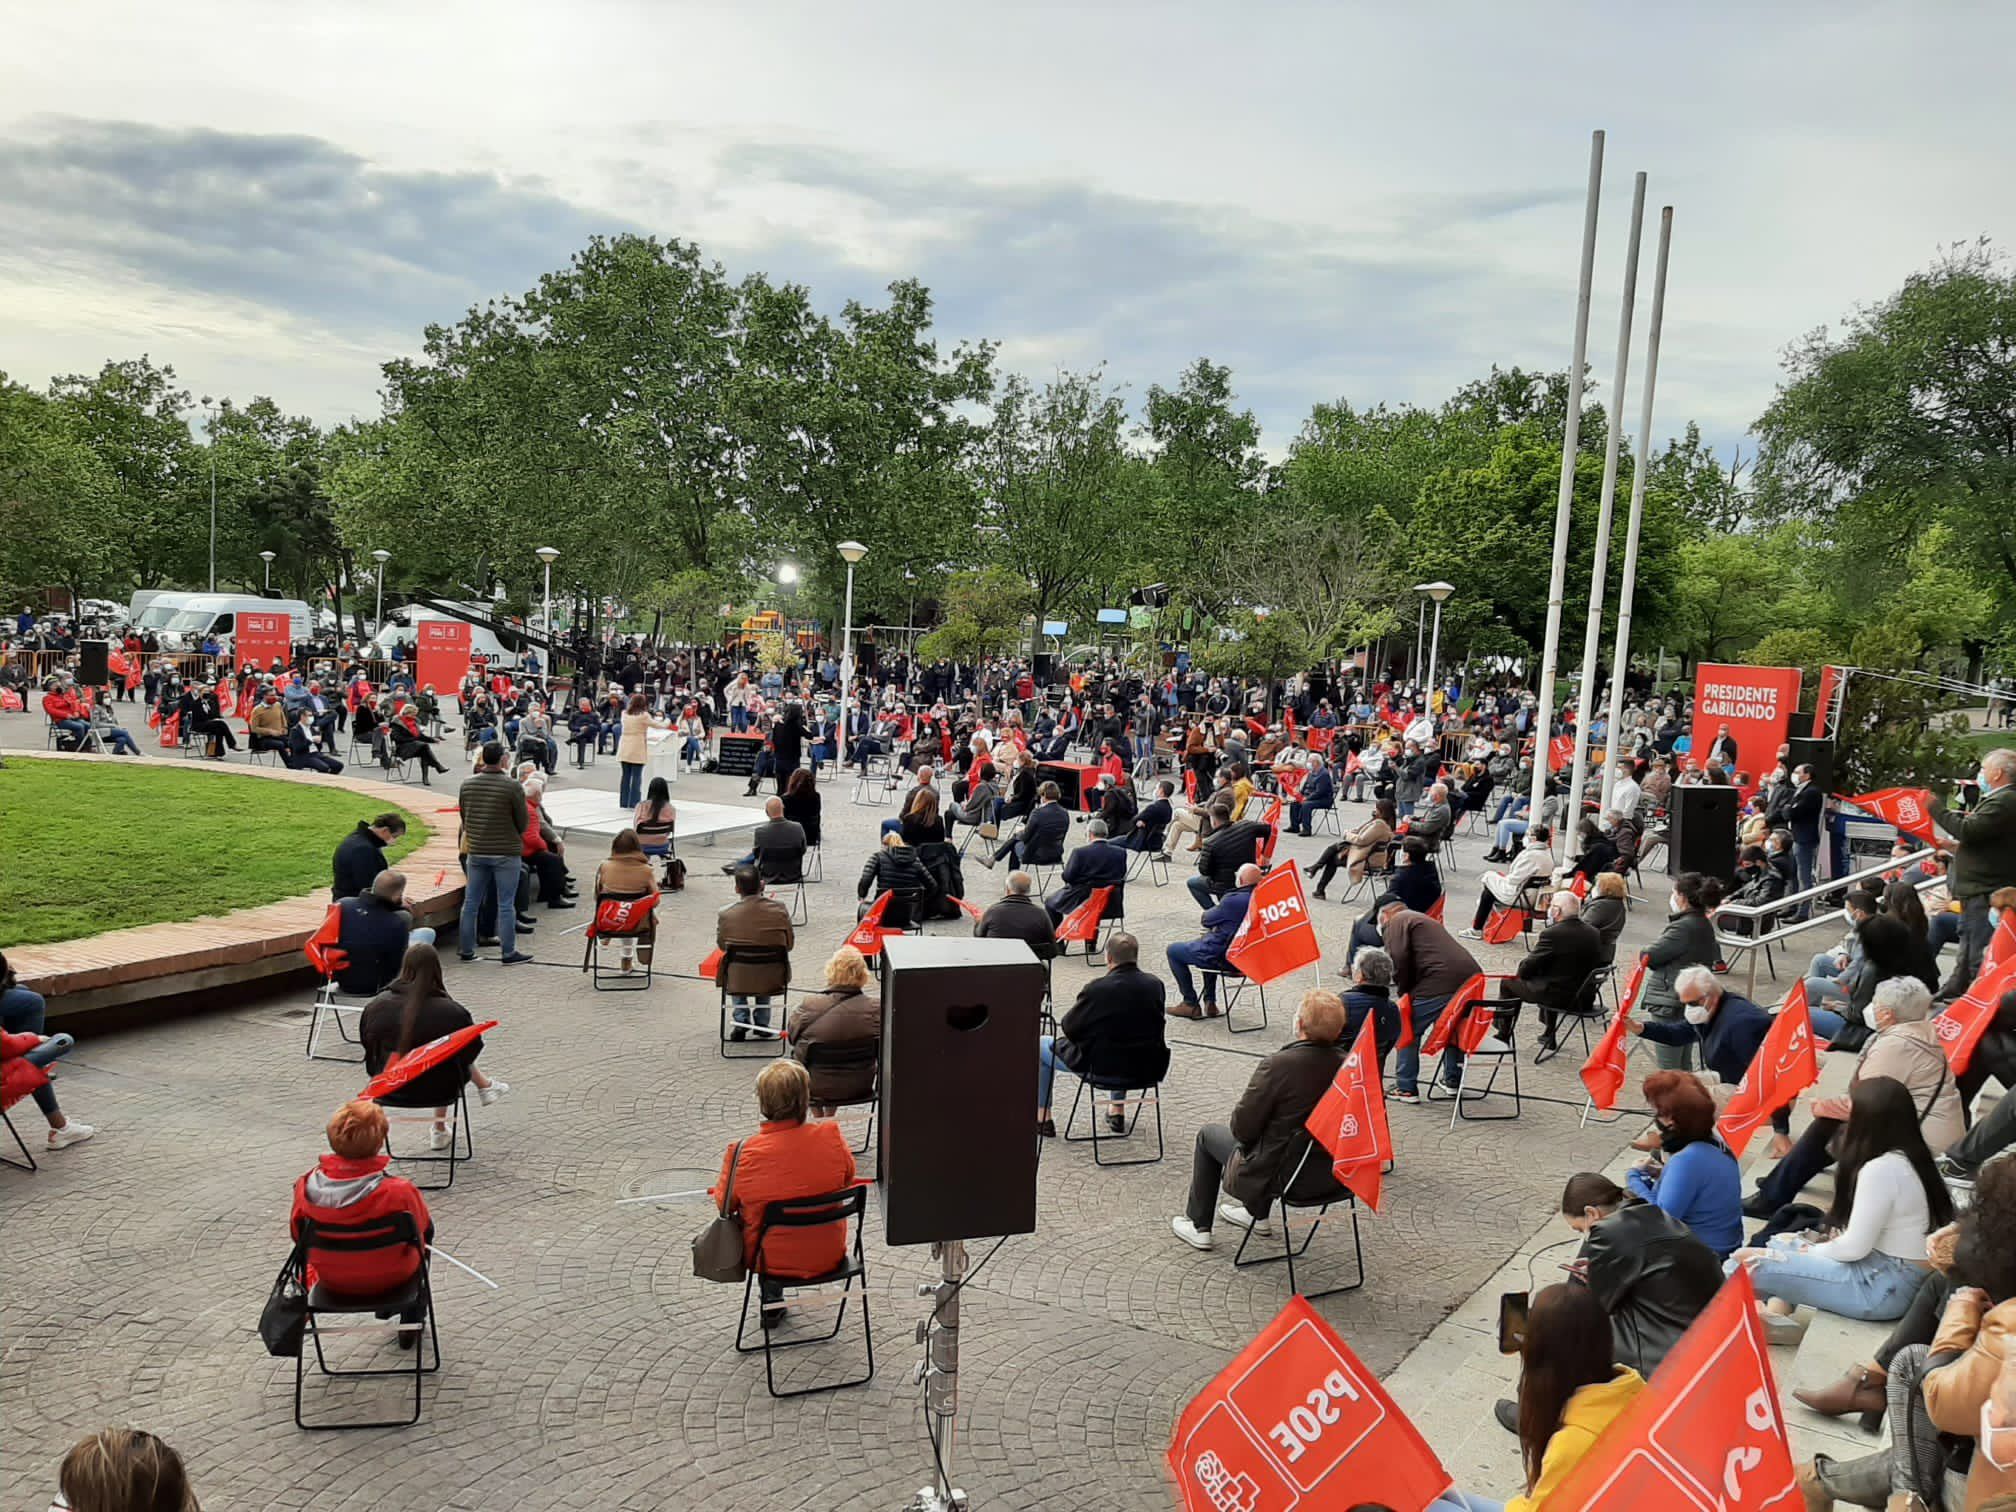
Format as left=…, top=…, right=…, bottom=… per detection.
left=78, top=639, right=111, bottom=688
left=1667, top=784, right=1740, bottom=886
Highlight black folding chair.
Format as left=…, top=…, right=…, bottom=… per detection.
left=802, top=1040, right=881, bottom=1164
left=582, top=892, right=656, bottom=991
left=378, top=1086, right=473, bottom=1191
left=2, top=1101, right=37, bottom=1172
left=734, top=1185, right=874, bottom=1399
left=1199, top=965, right=1268, bottom=1035
left=1231, top=1141, right=1366, bottom=1301
left=1535, top=964, right=1615, bottom=1065
left=293, top=1212, right=439, bottom=1430
left=1335, top=844, right=1394, bottom=906
left=719, top=946, right=791, bottom=1058
left=1062, top=1069, right=1165, bottom=1167
left=1425, top=993, right=1524, bottom=1128
left=1124, top=844, right=1170, bottom=888
left=764, top=853, right=810, bottom=926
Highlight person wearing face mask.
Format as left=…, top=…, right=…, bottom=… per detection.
left=1634, top=872, right=1726, bottom=1070
left=1625, top=1070, right=1743, bottom=1258
left=1740, top=974, right=1963, bottom=1221
left=1933, top=748, right=2016, bottom=993
left=1626, top=965, right=1773, bottom=1099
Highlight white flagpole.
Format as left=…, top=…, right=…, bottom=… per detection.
left=1565, top=171, right=1647, bottom=825
left=1528, top=129, right=1605, bottom=819
left=1599, top=206, right=1673, bottom=817
left=426, top=1244, right=500, bottom=1288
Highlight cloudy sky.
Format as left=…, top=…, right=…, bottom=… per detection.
left=3, top=2, right=2011, bottom=458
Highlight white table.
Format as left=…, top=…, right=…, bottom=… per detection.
left=539, top=786, right=766, bottom=847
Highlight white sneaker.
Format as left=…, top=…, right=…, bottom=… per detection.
left=428, top=1127, right=453, bottom=1151
left=1457, top=927, right=1485, bottom=941
left=46, top=1121, right=95, bottom=1150
left=478, top=1079, right=510, bottom=1107
left=1169, top=1216, right=1215, bottom=1251
left=1218, top=1200, right=1274, bottom=1235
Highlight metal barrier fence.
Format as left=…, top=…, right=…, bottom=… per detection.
left=1710, top=844, right=1942, bottom=999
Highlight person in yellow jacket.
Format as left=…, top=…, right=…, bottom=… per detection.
left=1430, top=1282, right=1646, bottom=1511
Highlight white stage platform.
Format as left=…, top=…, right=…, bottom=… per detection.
left=539, top=787, right=766, bottom=846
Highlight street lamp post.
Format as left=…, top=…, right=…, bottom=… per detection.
left=259, top=550, right=276, bottom=592
left=370, top=549, right=391, bottom=645
left=1413, top=596, right=1426, bottom=687
left=535, top=546, right=560, bottom=689
left=837, top=540, right=868, bottom=691
left=202, top=396, right=217, bottom=591
left=1415, top=581, right=1455, bottom=707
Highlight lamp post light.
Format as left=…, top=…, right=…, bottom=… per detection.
left=259, top=550, right=276, bottom=591
left=202, top=396, right=217, bottom=591
left=1414, top=581, right=1455, bottom=706
left=1412, top=594, right=1427, bottom=687
left=836, top=540, right=868, bottom=690
left=535, top=546, right=560, bottom=685
left=370, top=549, right=391, bottom=642
left=777, top=562, right=800, bottom=588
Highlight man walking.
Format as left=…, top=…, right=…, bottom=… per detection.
left=458, top=740, right=532, bottom=964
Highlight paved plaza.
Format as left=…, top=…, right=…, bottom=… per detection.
left=2, top=725, right=1686, bottom=1508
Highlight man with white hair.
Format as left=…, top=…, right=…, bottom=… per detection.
left=1626, top=965, right=1771, bottom=1092
left=1505, top=890, right=1606, bottom=1060
left=1742, top=973, right=1965, bottom=1217
left=1409, top=782, right=1453, bottom=847
left=1167, top=863, right=1260, bottom=1019
left=1288, top=754, right=1334, bottom=836
left=1933, top=747, right=2016, bottom=993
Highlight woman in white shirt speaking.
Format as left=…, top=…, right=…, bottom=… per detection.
left=1729, top=1075, right=1954, bottom=1322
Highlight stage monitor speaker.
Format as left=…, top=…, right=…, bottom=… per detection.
left=78, top=640, right=111, bottom=686
left=1785, top=736, right=1835, bottom=796
left=878, top=937, right=1046, bottom=1247
left=1668, top=784, right=1740, bottom=885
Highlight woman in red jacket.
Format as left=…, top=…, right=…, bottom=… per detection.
left=710, top=1059, right=856, bottom=1329
left=290, top=1100, right=433, bottom=1319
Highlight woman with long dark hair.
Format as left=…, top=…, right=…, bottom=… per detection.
left=634, top=775, right=676, bottom=869
left=782, top=764, right=822, bottom=847
left=359, top=943, right=509, bottom=1146
left=1732, top=1075, right=1952, bottom=1323
left=1430, top=1282, right=1645, bottom=1510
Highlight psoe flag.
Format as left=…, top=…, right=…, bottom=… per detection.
left=1225, top=866, right=1321, bottom=985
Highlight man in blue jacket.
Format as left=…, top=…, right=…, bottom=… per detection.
left=1627, top=963, right=1772, bottom=1089
left=1167, top=863, right=1259, bottom=1018
left=1289, top=756, right=1336, bottom=836
left=1045, top=819, right=1128, bottom=924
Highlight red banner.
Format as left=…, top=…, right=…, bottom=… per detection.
left=415, top=619, right=472, bottom=695
left=699, top=947, right=723, bottom=980
left=1990, top=913, right=2016, bottom=975
left=1843, top=787, right=1939, bottom=845
left=1421, top=973, right=1498, bottom=1057
left=1225, top=867, right=1321, bottom=985
left=1168, top=1298, right=1451, bottom=1512
left=1812, top=664, right=1845, bottom=737
left=1548, top=734, right=1575, bottom=773
left=1304, top=1013, right=1393, bottom=1212
left=1551, top=1268, right=1796, bottom=1509
left=1482, top=905, right=1526, bottom=944
left=1715, top=987, right=1819, bottom=1156
left=1580, top=961, right=1643, bottom=1111
left=1935, top=950, right=2016, bottom=1077
left=841, top=891, right=898, bottom=959
left=1690, top=664, right=1802, bottom=795
left=1055, top=886, right=1113, bottom=945
left=236, top=609, right=293, bottom=673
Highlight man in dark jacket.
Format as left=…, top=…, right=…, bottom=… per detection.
left=982, top=782, right=1070, bottom=870
left=1506, top=891, right=1607, bottom=1057
left=1129, top=780, right=1175, bottom=854
left=1628, top=964, right=1771, bottom=1090
left=974, top=872, right=1060, bottom=960
left=1190, top=818, right=1269, bottom=909
left=1934, top=749, right=2016, bottom=992
left=742, top=798, right=807, bottom=884
left=719, top=865, right=794, bottom=1041
left=1046, top=820, right=1128, bottom=924
left=333, top=814, right=406, bottom=901
left=1785, top=764, right=1825, bottom=913
left=1379, top=898, right=1482, bottom=1101
left=1170, top=988, right=1348, bottom=1249
left=1036, top=934, right=1168, bottom=1135
left=334, top=872, right=429, bottom=996
left=1288, top=758, right=1335, bottom=835
left=457, top=741, right=531, bottom=963
left=1168, top=864, right=1259, bottom=1018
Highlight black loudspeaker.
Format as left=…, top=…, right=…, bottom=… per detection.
left=1786, top=736, right=1835, bottom=795
left=1032, top=653, right=1054, bottom=683
left=1668, top=784, right=1740, bottom=885
left=878, top=937, right=1046, bottom=1246
left=78, top=640, right=111, bottom=686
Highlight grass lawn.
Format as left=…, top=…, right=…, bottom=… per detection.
left=0, top=758, right=424, bottom=949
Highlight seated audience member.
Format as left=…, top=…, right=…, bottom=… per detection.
left=730, top=796, right=807, bottom=882
left=1626, top=964, right=1772, bottom=1102
left=1166, top=863, right=1259, bottom=1019
left=979, top=781, right=1070, bottom=870
left=518, top=776, right=576, bottom=911
left=1408, top=782, right=1453, bottom=847
left=290, top=1099, right=433, bottom=1327
left=975, top=871, right=1062, bottom=960
left=1168, top=989, right=1347, bottom=1250
left=856, top=831, right=930, bottom=929
left=1505, top=890, right=1606, bottom=1057
left=1339, top=946, right=1401, bottom=1073
left=1128, top=779, right=1175, bottom=855
left=1288, top=756, right=1334, bottom=835
left=249, top=688, right=290, bottom=752
left=1188, top=813, right=1270, bottom=910
left=1558, top=816, right=1618, bottom=886
left=1554, top=1172, right=1722, bottom=1380
left=1, top=952, right=92, bottom=1150
left=285, top=708, right=344, bottom=774
left=1581, top=871, right=1629, bottom=962
left=1636, top=872, right=1727, bottom=1071
left=387, top=704, right=450, bottom=784
left=1304, top=799, right=1397, bottom=900
left=56, top=1428, right=200, bottom=1512
left=1741, top=974, right=1963, bottom=1218
left=567, top=700, right=599, bottom=766
left=41, top=679, right=93, bottom=748
left=722, top=864, right=794, bottom=1040
left=633, top=777, right=676, bottom=868
left=946, top=760, right=998, bottom=832
left=1037, top=934, right=1167, bottom=1135
left=85, top=693, right=142, bottom=756
left=592, top=829, right=659, bottom=972
left=1457, top=824, right=1554, bottom=938
left=1731, top=1076, right=1954, bottom=1325
left=334, top=871, right=436, bottom=996
left=1343, top=838, right=1444, bottom=963
left=1626, top=1071, right=1742, bottom=1258
left=359, top=943, right=509, bottom=1137
left=782, top=766, right=823, bottom=848
left=1379, top=896, right=1482, bottom=1102
left=332, top=813, right=405, bottom=900
left=1046, top=818, right=1127, bottom=924
left=709, top=1058, right=856, bottom=1329
left=1435, top=1283, right=1644, bottom=1511
left=786, top=946, right=880, bottom=1116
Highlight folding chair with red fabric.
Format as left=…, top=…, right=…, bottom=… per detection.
left=1, top=1032, right=53, bottom=1172
left=304, top=905, right=366, bottom=1063
left=582, top=890, right=660, bottom=991
left=1421, top=973, right=1522, bottom=1128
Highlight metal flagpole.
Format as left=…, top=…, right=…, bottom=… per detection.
left=1599, top=205, right=1673, bottom=816
left=1528, top=129, right=1605, bottom=820
left=1565, top=170, right=1646, bottom=824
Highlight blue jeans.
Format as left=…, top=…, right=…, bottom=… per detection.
left=0, top=987, right=60, bottom=1117
left=1185, top=874, right=1219, bottom=911
left=1493, top=817, right=1529, bottom=851
left=731, top=995, right=773, bottom=1029
left=1166, top=941, right=1222, bottom=1007
left=1731, top=1236, right=1924, bottom=1321
left=1489, top=794, right=1524, bottom=825
left=682, top=736, right=702, bottom=764
left=619, top=761, right=644, bottom=809
left=731, top=707, right=749, bottom=732
left=1038, top=1035, right=1063, bottom=1109
left=1793, top=838, right=1820, bottom=915
left=1394, top=992, right=1456, bottom=1096
left=1808, top=1005, right=1846, bottom=1043
left=460, top=854, right=523, bottom=957
left=99, top=727, right=140, bottom=754
left=1431, top=1495, right=1505, bottom=1512
left=55, top=718, right=91, bottom=743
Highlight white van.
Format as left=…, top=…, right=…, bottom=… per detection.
left=372, top=605, right=522, bottom=671
left=131, top=591, right=197, bottom=636
left=156, top=595, right=313, bottom=652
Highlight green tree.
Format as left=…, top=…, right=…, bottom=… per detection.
left=46, top=356, right=201, bottom=588
left=1832, top=619, right=1979, bottom=793
left=915, top=566, right=1034, bottom=663
left=1137, top=359, right=1267, bottom=618
left=0, top=377, right=122, bottom=605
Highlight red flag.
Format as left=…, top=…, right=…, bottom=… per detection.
left=1184, top=769, right=1198, bottom=804
left=842, top=891, right=898, bottom=958
left=1548, top=735, right=1574, bottom=772
left=1284, top=708, right=1297, bottom=744
left=698, top=947, right=723, bottom=980
left=586, top=893, right=658, bottom=939
left=1225, top=867, right=1321, bottom=985
left=157, top=711, right=180, bottom=747
left=1303, top=1012, right=1392, bottom=1212
left=303, top=904, right=347, bottom=977
left=1421, top=973, right=1495, bottom=1057
left=361, top=1021, right=499, bottom=1100
left=1843, top=786, right=1939, bottom=845
left=1426, top=895, right=1446, bottom=923
left=1570, top=872, right=1591, bottom=899
left=1551, top=1268, right=1796, bottom=1509
left=1481, top=904, right=1526, bottom=944
left=1986, top=911, right=2016, bottom=975
left=1275, top=766, right=1306, bottom=801
left=1055, top=886, right=1113, bottom=945
left=1716, top=987, right=1820, bottom=1156
left=1934, top=952, right=2016, bottom=1076
left=949, top=895, right=983, bottom=921
left=1579, top=964, right=1645, bottom=1112
left=1168, top=1298, right=1451, bottom=1512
